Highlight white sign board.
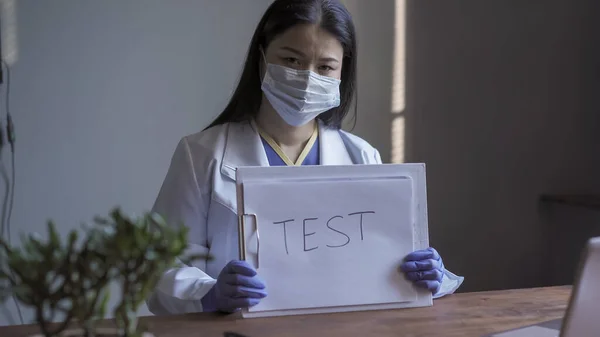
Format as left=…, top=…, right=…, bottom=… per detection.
left=236, top=164, right=431, bottom=318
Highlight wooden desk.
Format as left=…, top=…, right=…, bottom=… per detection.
left=2, top=286, right=570, bottom=337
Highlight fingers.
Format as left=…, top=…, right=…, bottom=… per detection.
left=400, top=248, right=444, bottom=294
left=405, top=269, right=443, bottom=282
left=217, top=288, right=265, bottom=313
left=222, top=273, right=266, bottom=289
left=224, top=260, right=257, bottom=277
left=221, top=284, right=268, bottom=299
left=216, top=261, right=267, bottom=313
left=404, top=247, right=440, bottom=262
left=222, top=260, right=265, bottom=290
left=415, top=280, right=441, bottom=293
left=400, top=258, right=442, bottom=272
left=219, top=260, right=267, bottom=300
left=224, top=297, right=262, bottom=311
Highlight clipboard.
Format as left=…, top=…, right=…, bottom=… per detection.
left=236, top=163, right=432, bottom=318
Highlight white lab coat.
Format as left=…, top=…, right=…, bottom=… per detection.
left=147, top=120, right=463, bottom=315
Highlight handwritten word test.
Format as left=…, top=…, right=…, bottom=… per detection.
left=273, top=211, right=375, bottom=254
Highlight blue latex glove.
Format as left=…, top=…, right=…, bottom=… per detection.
left=201, top=260, right=267, bottom=313
left=400, top=247, right=445, bottom=294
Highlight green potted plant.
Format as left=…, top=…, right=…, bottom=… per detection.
left=0, top=208, right=208, bottom=337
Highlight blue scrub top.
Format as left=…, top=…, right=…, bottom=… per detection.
left=261, top=136, right=320, bottom=166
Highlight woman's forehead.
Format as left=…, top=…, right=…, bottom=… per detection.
left=268, top=24, right=343, bottom=60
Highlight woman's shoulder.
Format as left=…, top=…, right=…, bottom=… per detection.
left=175, top=122, right=231, bottom=161
left=337, top=129, right=377, bottom=153
left=184, top=122, right=227, bottom=144
left=335, top=128, right=382, bottom=164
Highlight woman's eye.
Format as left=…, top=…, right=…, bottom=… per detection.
left=284, top=57, right=301, bottom=65
left=319, top=65, right=334, bottom=72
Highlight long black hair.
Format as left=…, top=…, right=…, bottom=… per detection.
left=205, top=0, right=357, bottom=130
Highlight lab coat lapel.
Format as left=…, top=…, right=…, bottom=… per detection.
left=220, top=121, right=269, bottom=181
left=221, top=120, right=353, bottom=180
left=319, top=120, right=353, bottom=165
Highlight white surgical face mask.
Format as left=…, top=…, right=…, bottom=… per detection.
left=261, top=62, right=341, bottom=127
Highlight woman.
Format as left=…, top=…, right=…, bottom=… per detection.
left=147, top=0, right=463, bottom=315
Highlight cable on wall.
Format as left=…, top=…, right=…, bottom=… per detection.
left=0, top=59, right=23, bottom=325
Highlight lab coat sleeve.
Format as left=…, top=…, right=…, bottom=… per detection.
left=373, top=149, right=383, bottom=164
left=371, top=148, right=464, bottom=298
left=146, top=137, right=216, bottom=315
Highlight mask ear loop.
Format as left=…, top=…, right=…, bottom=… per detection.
left=259, top=46, right=268, bottom=79
left=256, top=47, right=268, bottom=128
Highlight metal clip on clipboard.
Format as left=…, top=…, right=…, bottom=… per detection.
left=238, top=213, right=260, bottom=269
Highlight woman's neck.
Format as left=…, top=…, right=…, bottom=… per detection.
left=255, top=101, right=316, bottom=148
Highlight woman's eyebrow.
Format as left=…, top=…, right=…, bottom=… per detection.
left=319, top=56, right=340, bottom=64
left=280, top=46, right=306, bottom=57
left=279, top=46, right=340, bottom=63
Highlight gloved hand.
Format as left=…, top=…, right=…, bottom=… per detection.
left=400, top=247, right=445, bottom=294
left=201, top=260, right=267, bottom=313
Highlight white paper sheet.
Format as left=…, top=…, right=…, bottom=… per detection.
left=241, top=176, right=417, bottom=312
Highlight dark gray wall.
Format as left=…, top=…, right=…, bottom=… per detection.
left=404, top=0, right=600, bottom=291
left=346, top=0, right=600, bottom=292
